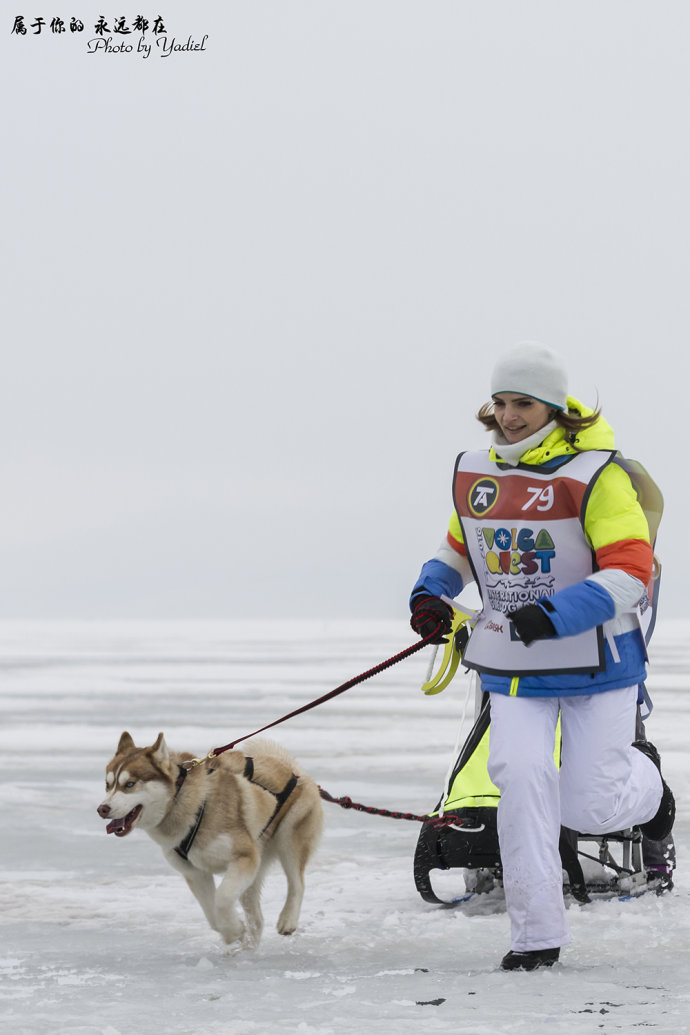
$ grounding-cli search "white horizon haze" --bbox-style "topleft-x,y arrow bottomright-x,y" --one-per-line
3,2 -> 690,620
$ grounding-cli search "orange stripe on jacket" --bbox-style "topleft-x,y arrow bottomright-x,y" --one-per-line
595,539 -> 653,584
446,531 -> 467,556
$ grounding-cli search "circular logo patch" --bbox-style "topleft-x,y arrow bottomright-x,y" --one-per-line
468,477 -> 499,516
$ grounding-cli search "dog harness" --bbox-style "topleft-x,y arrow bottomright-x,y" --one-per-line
173,764 -> 208,862
243,756 -> 299,839
172,758 -> 299,862
174,801 -> 207,862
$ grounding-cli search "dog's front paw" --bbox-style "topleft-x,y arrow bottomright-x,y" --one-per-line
217,919 -> 246,946
276,909 -> 299,936
242,914 -> 263,949
241,929 -> 260,952
220,927 -> 261,954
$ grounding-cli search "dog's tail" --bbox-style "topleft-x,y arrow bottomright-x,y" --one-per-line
242,737 -> 303,772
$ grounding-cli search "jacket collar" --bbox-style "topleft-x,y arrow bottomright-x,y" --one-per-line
489,397 -> 614,467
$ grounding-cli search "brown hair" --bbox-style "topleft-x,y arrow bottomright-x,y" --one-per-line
476,400 -> 602,446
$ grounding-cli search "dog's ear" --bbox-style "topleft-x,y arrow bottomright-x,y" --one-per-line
149,732 -> 169,765
117,731 -> 136,755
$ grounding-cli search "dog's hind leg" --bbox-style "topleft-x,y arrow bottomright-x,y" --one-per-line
275,826 -> 311,935
276,794 -> 323,935
276,862 -> 304,935
215,846 -> 261,947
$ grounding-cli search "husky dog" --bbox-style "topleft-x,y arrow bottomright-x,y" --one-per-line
97,732 -> 323,949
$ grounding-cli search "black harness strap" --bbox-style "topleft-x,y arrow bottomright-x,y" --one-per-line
174,803 -> 206,862
173,763 -> 214,862
243,756 -> 299,838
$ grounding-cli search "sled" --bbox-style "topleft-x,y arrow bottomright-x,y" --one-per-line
413,689 -> 674,905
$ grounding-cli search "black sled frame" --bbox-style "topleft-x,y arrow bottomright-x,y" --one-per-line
414,695 -> 661,906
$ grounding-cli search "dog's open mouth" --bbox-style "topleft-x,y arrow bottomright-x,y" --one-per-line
106,804 -> 143,836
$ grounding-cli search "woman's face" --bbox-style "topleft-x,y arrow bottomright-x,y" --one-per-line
492,392 -> 554,443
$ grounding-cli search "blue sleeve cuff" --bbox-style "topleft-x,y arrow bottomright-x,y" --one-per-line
540,579 -> 616,637
410,559 -> 464,611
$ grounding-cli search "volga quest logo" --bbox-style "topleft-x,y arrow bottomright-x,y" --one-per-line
480,527 -> 556,575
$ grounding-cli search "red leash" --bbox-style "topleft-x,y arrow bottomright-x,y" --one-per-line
318,787 -> 483,831
208,626 -> 443,757
183,624 -> 482,832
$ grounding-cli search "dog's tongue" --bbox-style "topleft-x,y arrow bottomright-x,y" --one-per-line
105,804 -> 142,836
106,817 -> 127,835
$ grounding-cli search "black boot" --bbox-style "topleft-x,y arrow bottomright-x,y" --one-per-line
633,741 -> 675,842
500,948 -> 560,971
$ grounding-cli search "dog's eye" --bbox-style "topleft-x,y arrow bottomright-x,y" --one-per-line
124,780 -> 136,788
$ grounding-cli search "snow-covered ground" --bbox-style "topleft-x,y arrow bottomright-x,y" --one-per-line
0,619 -> 688,1034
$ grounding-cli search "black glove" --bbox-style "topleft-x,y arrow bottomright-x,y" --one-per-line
507,603 -> 557,646
410,596 -> 453,644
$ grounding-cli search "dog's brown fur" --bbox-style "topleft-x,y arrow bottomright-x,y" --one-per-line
97,732 -> 323,949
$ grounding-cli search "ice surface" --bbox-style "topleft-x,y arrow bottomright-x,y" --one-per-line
0,620 -> 688,1034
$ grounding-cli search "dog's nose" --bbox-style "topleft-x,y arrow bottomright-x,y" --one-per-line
97,803 -> 111,818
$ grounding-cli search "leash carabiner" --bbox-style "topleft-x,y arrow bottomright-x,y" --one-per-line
180,750 -> 217,772
421,603 -> 478,695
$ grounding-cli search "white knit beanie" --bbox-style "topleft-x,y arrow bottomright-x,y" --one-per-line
490,341 -> 568,411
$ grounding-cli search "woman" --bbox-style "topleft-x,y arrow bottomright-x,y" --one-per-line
409,341 -> 674,971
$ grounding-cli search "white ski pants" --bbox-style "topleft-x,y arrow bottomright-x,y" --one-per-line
487,686 -> 663,952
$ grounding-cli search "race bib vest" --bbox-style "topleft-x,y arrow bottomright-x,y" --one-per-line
454,449 -> 616,676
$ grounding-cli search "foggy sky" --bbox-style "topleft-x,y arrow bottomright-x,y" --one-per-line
3,2 -> 689,620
